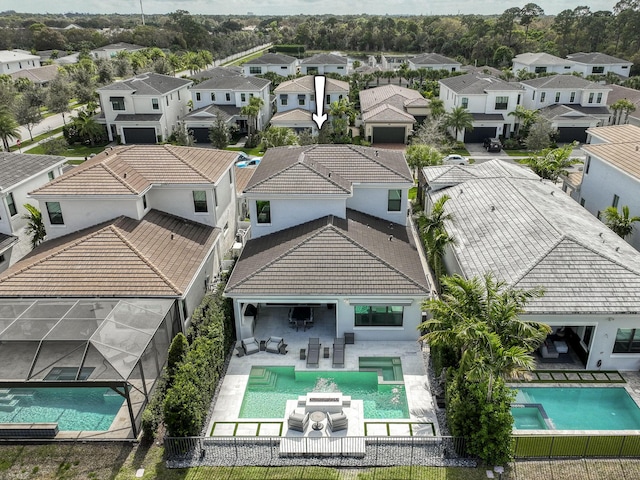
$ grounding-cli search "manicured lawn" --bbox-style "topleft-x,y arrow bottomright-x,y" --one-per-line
409,186 -> 417,200
224,47 -> 272,67
25,142 -> 108,157
504,150 -> 534,157
10,127 -> 64,152
225,146 -> 265,157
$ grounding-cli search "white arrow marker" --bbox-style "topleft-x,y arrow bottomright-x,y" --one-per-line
312,75 -> 328,130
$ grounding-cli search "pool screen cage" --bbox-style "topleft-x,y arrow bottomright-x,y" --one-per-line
0,297 -> 180,438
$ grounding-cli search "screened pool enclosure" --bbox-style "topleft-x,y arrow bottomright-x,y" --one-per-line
0,298 -> 180,438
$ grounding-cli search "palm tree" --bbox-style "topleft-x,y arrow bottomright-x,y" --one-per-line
0,107 -> 20,151
522,142 -> 580,182
22,203 -> 46,249
74,111 -> 104,146
610,99 -> 637,125
428,98 -> 445,119
444,106 -> 473,141
240,96 -> 264,146
508,105 -> 538,137
420,274 -> 548,401
604,205 -> 640,239
418,194 -> 455,290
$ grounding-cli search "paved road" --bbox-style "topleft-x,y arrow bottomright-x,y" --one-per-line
9,109 -> 81,149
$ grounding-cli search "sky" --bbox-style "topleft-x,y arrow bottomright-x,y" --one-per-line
7,0 -> 619,17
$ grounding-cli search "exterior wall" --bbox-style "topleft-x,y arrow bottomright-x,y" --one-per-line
276,91 -> 346,114
247,197 -> 345,238
214,171 -> 238,253
521,86 -> 592,110
572,63 -> 632,78
347,185 -> 409,226
0,56 -> 39,73
191,87 -> 271,130
578,154 -> 640,251
301,64 -> 348,75
408,61 -> 460,72
0,245 -> 13,274
148,187 -> 218,228
244,63 -> 297,76
512,61 -> 573,74
578,89 -> 609,107
182,247 -> 220,326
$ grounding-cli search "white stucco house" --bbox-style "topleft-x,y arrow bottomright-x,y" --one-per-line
422,158 -> 640,371
0,50 -> 40,74
185,75 -> 272,142
226,144 -> 430,342
243,53 -> 298,77
566,52 -> 633,78
439,73 -> 524,142
96,73 -> 193,144
299,53 -> 349,75
606,84 -> 640,127
0,152 -> 66,272
578,124 -> 640,252
408,53 -> 461,72
512,52 -> 575,75
90,42 -> 145,60
519,75 -> 611,142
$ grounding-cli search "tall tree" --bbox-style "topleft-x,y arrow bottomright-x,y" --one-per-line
405,144 -> 442,178
14,95 -> 42,142
73,111 -> 104,146
444,106 -> 473,141
604,205 -> 640,239
0,106 -> 20,151
418,194 -> 455,290
261,126 -> 299,148
240,96 -> 265,147
524,118 -> 554,152
46,73 -> 73,125
428,98 -> 445,118
22,203 -> 46,249
520,3 -> 544,49
208,118 -> 230,149
523,142 -> 581,181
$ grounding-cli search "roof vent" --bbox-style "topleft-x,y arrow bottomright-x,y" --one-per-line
124,172 -> 127,178
616,246 -> 620,252
636,145 -> 639,151
388,235 -> 394,241
490,205 -> 495,212
459,189 -> 463,194
171,233 -> 174,240
375,150 -> 379,157
599,232 -> 603,237
550,191 -> 554,195
328,172 -> 331,178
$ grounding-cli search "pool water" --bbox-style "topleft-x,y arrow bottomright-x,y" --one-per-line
513,387 -> 640,430
240,366 -> 409,419
512,406 -> 548,430
0,388 -> 123,431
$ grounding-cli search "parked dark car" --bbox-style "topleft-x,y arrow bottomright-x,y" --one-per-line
484,138 -> 502,152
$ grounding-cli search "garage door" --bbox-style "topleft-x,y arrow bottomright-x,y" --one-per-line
122,127 -> 157,144
557,127 -> 587,143
190,127 -> 210,144
372,126 -> 406,144
464,126 -> 497,143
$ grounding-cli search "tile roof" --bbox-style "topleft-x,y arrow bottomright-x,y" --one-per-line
301,53 -> 347,65
0,152 -> 65,191
471,113 -> 504,121
98,72 -> 192,95
519,75 -> 605,89
440,74 -> 523,94
513,52 -> 571,66
583,141 -> 640,181
274,75 -> 349,94
586,124 -> 640,144
114,114 -> 163,122
567,105 -> 610,116
430,176 -> 640,314
194,75 -> 270,91
184,104 -> 240,123
567,52 -> 632,65
244,53 -> 297,65
0,50 -> 39,62
8,64 -> 59,84
30,145 -> 237,196
359,85 -> 424,112
410,53 -> 460,66
605,84 -> 640,109
0,209 -> 220,297
362,104 -> 416,123
234,166 -> 256,195
245,145 -> 412,194
270,108 -> 315,122
225,209 -> 430,296
538,104 -> 597,121
423,159 -> 538,191
189,66 -> 243,81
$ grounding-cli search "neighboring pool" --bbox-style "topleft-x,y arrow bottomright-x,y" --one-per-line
0,388 -> 123,431
513,387 -> 640,430
240,365 -> 409,419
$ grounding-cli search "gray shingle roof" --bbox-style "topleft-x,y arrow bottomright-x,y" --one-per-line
0,152 -> 65,191
520,75 -> 605,89
190,66 -> 243,81
225,209 -> 430,296
184,104 -> 240,123
471,113 -> 504,121
114,114 -> 163,122
430,175 -> 640,314
440,74 -> 523,94
567,52 -> 632,65
538,104 -> 595,121
513,52 -> 570,66
194,75 -> 270,91
410,53 -> 460,66
362,104 -> 416,123
301,53 -> 347,65
423,159 -> 538,191
244,53 -> 297,65
245,145 -> 412,195
98,72 -> 191,95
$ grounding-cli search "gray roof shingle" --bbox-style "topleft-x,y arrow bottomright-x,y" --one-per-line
244,53 -> 297,66
301,53 -> 348,65
98,72 -> 192,95
520,75 -> 606,89
567,52 -> 632,65
194,75 -> 270,91
0,153 -> 65,191
440,74 -> 523,94
410,53 -> 460,66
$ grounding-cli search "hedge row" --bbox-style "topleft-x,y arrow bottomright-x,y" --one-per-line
272,44 -> 305,55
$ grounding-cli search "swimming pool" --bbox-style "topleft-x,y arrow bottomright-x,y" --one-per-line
513,387 -> 640,430
240,366 -> 409,419
0,388 -> 123,431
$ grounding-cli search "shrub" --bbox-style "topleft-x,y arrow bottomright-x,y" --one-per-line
166,332 -> 188,382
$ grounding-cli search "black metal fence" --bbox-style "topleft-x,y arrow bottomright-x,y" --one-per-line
513,434 -> 640,458
165,436 -> 474,468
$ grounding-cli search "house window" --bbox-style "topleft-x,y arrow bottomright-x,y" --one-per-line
585,156 -> 591,174
110,96 -> 125,111
570,92 -> 576,102
532,91 -> 535,100
143,194 -> 147,209
0,254 -> 4,264
195,93 -> 201,101
211,92 -> 216,101
540,92 -> 546,102
228,169 -> 233,184
280,95 -> 288,106
256,200 -> 270,224
596,93 -> 602,103
564,65 -> 571,69
588,93 -> 594,104
387,189 -> 402,212
495,96 -> 508,110
337,66 -> 344,70
555,92 -> 560,103
225,93 -> 231,102
166,97 -> 169,106
596,210 -> 602,220
612,194 -> 620,208
326,94 -> 331,104
310,94 -> 314,101
241,93 -> 246,102
177,91 -> 180,100
461,97 -> 468,108
580,198 -> 586,207
152,98 -> 159,110
534,66 -> 547,74
280,66 -> 287,70
592,66 -> 605,74
298,95 -> 305,106
213,188 -> 218,207
46,202 -> 64,225
48,171 -> 54,181
249,66 -> 261,74
613,328 -> 640,353
7,192 -> 17,216
517,94 -> 521,105
354,305 -> 403,327
193,191 -> 208,213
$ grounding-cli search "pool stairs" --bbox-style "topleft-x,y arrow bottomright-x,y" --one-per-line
247,367 -> 278,391
0,390 -> 34,412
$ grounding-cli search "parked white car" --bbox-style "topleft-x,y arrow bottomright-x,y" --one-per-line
442,154 -> 470,165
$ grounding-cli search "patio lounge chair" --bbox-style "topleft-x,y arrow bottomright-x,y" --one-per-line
332,342 -> 345,368
241,337 -> 260,355
288,410 -> 309,432
307,338 -> 320,367
265,336 -> 284,354
327,411 -> 348,432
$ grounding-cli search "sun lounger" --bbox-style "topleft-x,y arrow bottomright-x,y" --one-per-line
241,337 -> 260,355
307,338 -> 320,367
332,342 -> 345,368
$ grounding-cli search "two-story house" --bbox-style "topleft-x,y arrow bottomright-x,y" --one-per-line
359,85 -> 429,144
566,52 -> 633,78
243,53 -> 298,77
439,73 -> 524,142
512,52 -> 575,75
96,73 -> 193,144
0,50 -> 40,74
299,53 -> 349,75
0,152 -> 66,272
578,124 -> 640,252
519,75 -> 611,142
271,76 -> 349,135
408,53 -> 461,72
90,42 -> 145,60
607,84 -> 640,127
226,144 -> 431,342
184,75 -> 272,143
